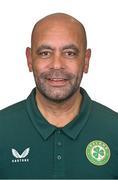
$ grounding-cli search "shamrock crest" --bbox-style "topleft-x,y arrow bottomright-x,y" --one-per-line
93,146 -> 104,159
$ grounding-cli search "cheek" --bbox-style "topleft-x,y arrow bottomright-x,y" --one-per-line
67,62 -> 84,75
32,60 -> 49,74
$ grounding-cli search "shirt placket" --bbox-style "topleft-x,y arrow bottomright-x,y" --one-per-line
53,129 -> 65,178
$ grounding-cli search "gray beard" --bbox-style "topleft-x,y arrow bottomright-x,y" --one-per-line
33,69 -> 83,103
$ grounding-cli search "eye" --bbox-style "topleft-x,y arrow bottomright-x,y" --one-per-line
66,51 -> 76,56
38,50 -> 52,58
63,49 -> 78,58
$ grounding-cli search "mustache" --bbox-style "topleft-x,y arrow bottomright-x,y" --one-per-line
39,69 -> 75,80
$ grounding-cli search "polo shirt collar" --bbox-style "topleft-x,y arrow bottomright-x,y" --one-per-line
26,87 -> 92,140
62,87 -> 92,139
26,89 -> 56,139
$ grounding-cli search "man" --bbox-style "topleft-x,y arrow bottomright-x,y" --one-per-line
0,13 -> 118,179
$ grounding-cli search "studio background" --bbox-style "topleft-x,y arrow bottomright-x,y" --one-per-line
0,0 -> 118,112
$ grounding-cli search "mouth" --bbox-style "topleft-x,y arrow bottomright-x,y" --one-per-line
46,78 -> 69,87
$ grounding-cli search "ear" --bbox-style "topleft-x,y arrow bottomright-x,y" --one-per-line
84,49 -> 91,73
26,47 -> 33,72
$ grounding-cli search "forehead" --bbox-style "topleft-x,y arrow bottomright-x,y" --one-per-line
32,21 -> 84,48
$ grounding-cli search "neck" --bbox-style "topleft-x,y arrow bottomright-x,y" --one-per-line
36,88 -> 82,127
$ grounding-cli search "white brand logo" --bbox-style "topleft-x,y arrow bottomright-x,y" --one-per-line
12,147 -> 30,163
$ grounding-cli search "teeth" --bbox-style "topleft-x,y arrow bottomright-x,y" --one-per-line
50,79 -> 64,81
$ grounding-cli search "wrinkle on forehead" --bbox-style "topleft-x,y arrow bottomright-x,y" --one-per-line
31,13 -> 87,49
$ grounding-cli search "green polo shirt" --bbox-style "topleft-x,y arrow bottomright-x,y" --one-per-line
0,87 -> 118,179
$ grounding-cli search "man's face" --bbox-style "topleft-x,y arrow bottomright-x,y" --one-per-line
26,21 -> 91,102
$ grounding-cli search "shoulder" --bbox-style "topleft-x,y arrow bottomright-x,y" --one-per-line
91,100 -> 118,122
0,100 -> 26,120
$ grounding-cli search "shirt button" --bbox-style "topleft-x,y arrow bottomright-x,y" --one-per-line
57,130 -> 61,134
57,155 -> 62,160
57,141 -> 62,146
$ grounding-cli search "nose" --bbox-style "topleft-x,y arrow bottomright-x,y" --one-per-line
51,55 -> 65,69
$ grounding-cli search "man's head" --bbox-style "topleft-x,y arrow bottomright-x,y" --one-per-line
26,13 -> 91,102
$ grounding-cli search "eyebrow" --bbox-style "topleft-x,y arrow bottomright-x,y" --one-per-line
36,44 -> 80,53
62,44 -> 79,50
61,44 -> 80,53
36,45 -> 54,54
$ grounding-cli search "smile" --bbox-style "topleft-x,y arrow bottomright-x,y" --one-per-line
49,78 -> 67,81
47,78 -> 68,86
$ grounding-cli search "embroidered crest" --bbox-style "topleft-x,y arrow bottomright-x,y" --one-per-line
86,140 -> 110,166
